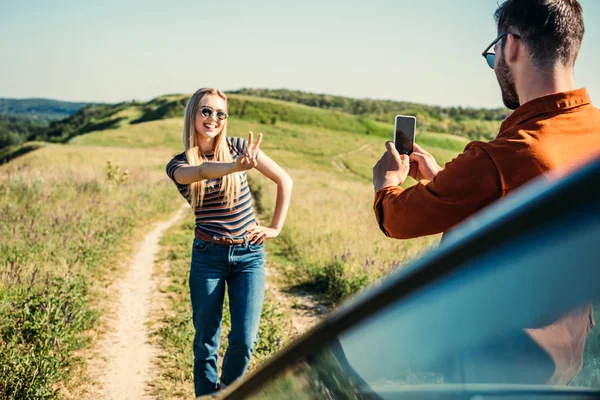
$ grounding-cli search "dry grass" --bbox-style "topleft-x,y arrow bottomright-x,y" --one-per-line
0,144 -> 182,398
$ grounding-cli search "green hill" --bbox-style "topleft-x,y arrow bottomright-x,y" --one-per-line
57,93 -> 470,177
1,89 -> 506,152
3,92 -> 475,171
40,94 -> 394,143
230,88 -> 508,141
18,92 -> 480,145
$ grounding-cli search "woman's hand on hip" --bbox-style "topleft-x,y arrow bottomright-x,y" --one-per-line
236,131 -> 263,172
246,225 -> 279,245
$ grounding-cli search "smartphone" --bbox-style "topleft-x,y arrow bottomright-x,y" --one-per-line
394,115 -> 416,155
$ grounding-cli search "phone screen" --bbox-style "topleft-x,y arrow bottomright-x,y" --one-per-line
394,115 -> 416,155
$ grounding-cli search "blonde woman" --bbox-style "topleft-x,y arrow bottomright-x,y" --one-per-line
165,88 -> 293,396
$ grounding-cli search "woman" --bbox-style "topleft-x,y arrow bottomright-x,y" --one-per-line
165,88 -> 293,396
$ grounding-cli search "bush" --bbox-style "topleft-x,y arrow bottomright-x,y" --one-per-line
313,259 -> 369,304
106,161 -> 129,185
0,271 -> 96,399
0,131 -> 25,148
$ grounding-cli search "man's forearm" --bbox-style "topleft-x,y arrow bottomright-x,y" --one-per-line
373,144 -> 503,240
374,185 -> 446,239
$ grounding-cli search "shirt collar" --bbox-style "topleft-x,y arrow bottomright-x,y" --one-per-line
499,88 -> 591,133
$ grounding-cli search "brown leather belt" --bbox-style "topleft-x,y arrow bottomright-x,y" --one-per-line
194,227 -> 248,246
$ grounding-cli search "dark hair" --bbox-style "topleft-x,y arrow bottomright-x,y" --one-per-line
494,0 -> 585,68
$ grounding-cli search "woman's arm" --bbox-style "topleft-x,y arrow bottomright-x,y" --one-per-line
174,133 -> 262,185
173,150 -> 261,185
173,161 -> 238,185
247,150 -> 293,244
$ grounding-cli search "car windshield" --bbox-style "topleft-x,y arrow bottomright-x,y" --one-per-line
239,162 -> 600,400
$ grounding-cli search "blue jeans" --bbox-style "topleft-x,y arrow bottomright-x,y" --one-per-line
189,236 -> 266,397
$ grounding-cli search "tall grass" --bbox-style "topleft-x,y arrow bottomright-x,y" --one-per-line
68,119 -> 182,149
0,145 -> 181,398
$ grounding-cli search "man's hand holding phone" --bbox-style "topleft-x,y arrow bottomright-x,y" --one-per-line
373,142 -> 410,192
408,143 -> 443,181
373,114 -> 443,191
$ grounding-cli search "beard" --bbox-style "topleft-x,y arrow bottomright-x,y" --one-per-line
495,55 -> 520,110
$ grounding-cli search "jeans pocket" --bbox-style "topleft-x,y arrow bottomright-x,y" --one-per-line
248,243 -> 264,252
193,238 -> 210,253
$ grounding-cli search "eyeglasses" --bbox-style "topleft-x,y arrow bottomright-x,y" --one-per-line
199,106 -> 228,121
481,32 -> 520,69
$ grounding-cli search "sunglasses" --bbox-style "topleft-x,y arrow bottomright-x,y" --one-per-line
199,106 -> 228,121
481,32 -> 520,69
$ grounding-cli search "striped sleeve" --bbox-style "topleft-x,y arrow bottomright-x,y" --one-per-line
166,152 -> 188,184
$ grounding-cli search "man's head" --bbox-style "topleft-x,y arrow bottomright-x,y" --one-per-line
492,0 -> 585,109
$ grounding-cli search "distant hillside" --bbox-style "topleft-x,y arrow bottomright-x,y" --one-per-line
0,98 -> 96,147
0,98 -> 94,122
26,94 -> 413,146
0,115 -> 47,148
35,91 -> 503,145
1,89 -> 507,151
230,88 -> 509,121
229,88 -> 509,141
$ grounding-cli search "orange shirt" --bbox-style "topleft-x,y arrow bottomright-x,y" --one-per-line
373,88 -> 599,385
374,88 -> 600,239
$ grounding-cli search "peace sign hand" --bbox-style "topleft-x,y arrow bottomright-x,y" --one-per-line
236,131 -> 263,171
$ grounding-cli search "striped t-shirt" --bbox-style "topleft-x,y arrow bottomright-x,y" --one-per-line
166,137 -> 257,238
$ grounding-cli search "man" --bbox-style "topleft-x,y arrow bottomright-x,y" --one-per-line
372,0 -> 597,385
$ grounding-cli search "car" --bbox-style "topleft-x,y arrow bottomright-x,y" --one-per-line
213,156 -> 600,400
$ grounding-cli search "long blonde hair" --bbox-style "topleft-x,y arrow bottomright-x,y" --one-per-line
183,88 -> 241,210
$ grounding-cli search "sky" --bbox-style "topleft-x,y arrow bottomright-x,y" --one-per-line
0,0 -> 598,109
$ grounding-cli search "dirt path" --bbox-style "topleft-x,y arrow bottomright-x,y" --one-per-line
265,264 -> 328,337
331,143 -> 372,174
85,203 -> 323,399
93,206 -> 187,400
249,213 -> 327,337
